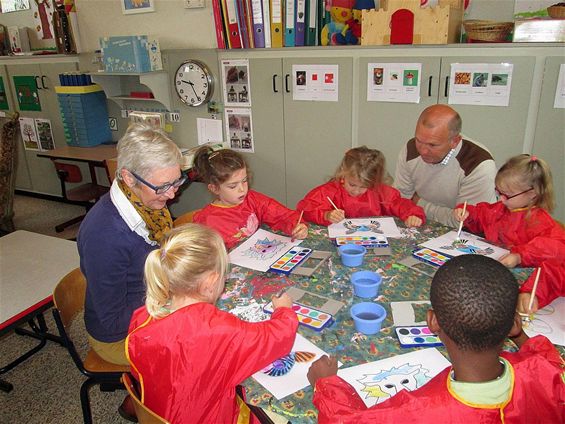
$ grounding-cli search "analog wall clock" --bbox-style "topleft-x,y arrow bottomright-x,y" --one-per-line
174,60 -> 214,107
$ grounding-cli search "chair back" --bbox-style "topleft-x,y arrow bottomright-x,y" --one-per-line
122,373 -> 170,424
173,209 -> 201,227
105,158 -> 118,183
53,161 -> 83,184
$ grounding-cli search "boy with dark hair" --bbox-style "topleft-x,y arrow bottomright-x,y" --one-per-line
308,255 -> 565,423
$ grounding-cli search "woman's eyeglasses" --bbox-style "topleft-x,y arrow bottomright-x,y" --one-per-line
495,187 -> 534,200
130,171 -> 188,194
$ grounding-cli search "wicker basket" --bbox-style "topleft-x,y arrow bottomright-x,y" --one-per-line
547,5 -> 565,19
463,20 -> 514,42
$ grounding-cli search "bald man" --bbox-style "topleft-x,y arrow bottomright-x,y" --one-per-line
394,105 -> 497,228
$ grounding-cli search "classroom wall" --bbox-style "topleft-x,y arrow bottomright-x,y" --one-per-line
0,0 -> 517,52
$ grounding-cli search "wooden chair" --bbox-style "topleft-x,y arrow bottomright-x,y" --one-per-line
52,268 -> 129,424
122,372 -> 170,424
173,209 -> 201,227
105,158 -> 118,183
52,161 -> 109,232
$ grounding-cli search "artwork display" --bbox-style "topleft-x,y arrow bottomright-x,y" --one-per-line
224,107 -> 254,153
328,217 -> 402,239
18,117 -> 40,151
228,229 -> 303,272
292,64 -> 339,102
121,0 -> 155,14
337,348 -> 450,408
523,297 -> 565,346
35,118 -> 55,150
367,63 -> 422,103
221,59 -> 251,107
13,76 -> 41,112
420,230 -> 509,260
448,63 -> 513,107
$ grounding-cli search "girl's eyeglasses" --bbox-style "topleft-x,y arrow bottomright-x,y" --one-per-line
495,187 -> 534,200
130,171 -> 188,194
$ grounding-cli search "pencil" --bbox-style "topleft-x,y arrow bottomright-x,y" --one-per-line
327,196 -> 339,211
456,201 -> 467,240
527,267 -> 542,313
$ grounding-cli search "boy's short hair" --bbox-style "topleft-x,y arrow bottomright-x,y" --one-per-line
430,255 -> 518,351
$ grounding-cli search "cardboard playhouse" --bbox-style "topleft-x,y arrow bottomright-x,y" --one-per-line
361,0 -> 464,45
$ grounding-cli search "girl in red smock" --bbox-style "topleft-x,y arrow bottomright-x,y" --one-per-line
297,146 -> 425,227
192,147 -> 308,250
454,154 -> 565,313
126,224 -> 298,424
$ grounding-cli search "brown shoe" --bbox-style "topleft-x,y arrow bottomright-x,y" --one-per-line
118,394 -> 138,423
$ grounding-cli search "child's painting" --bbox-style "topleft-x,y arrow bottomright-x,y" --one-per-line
229,229 -> 303,272
523,297 -> 565,346
328,217 -> 402,239
390,301 -> 431,327
253,334 -> 339,399
19,117 -> 40,151
421,231 -> 509,260
35,118 -> 55,150
337,348 -> 451,408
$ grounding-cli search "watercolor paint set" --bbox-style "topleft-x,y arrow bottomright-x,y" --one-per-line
268,246 -> 313,275
395,326 -> 443,348
264,301 -> 334,331
335,235 -> 389,248
412,248 -> 451,268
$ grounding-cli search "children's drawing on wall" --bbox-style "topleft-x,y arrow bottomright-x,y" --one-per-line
19,117 -> 40,151
367,63 -> 422,103
224,107 -> 254,153
221,59 -> 251,107
1,0 -> 31,13
32,0 -> 55,40
35,118 -> 55,150
421,231 -> 509,260
229,229 -> 302,272
523,297 -> 565,346
13,76 -> 41,112
337,349 -> 451,408
328,217 -> 402,239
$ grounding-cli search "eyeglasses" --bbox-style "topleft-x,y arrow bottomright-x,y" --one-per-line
495,187 -> 534,200
130,171 -> 187,194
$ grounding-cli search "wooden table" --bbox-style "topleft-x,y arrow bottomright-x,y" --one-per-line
0,231 -> 80,392
37,144 -> 117,184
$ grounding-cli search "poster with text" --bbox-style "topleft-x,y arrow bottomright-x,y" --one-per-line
554,64 -> 565,109
367,63 -> 422,103
19,117 -> 40,151
448,63 -> 513,107
292,64 -> 339,102
221,59 -> 251,108
35,118 -> 55,150
224,107 -> 254,153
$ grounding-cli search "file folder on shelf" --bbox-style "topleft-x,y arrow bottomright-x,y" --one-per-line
251,0 -> 265,47
262,0 -> 271,47
295,0 -> 306,46
284,0 -> 295,46
212,0 -> 227,48
306,0 -> 318,45
270,0 -> 283,47
223,0 -> 242,48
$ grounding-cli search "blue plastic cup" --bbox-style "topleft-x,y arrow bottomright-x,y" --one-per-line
350,302 -> 387,335
351,270 -> 382,298
338,244 -> 366,267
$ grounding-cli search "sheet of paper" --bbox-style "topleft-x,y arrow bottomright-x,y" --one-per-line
253,333 -> 340,400
390,301 -> 431,326
328,217 -> 402,239
292,64 -> 339,102
229,229 -> 302,272
337,348 -> 451,408
421,230 -> 509,260
523,297 -> 565,346
367,63 -> 422,104
448,63 -> 513,107
197,118 -> 223,145
554,64 -> 565,109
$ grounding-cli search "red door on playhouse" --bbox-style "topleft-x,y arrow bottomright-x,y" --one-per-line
390,9 -> 414,44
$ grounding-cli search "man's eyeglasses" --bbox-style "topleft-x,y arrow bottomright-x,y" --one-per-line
130,171 -> 187,194
495,187 -> 534,200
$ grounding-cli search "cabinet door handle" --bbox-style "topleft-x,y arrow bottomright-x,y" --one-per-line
428,76 -> 433,97
285,74 -> 290,93
272,74 -> 279,93
41,76 -> 48,89
444,76 -> 450,97
34,76 -> 41,90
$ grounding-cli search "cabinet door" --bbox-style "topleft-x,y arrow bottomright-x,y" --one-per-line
283,57 -> 353,208
439,56 -> 536,167
356,57 -> 441,177
532,57 -> 565,222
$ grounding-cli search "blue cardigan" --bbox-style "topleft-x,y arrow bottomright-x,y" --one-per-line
77,193 -> 157,343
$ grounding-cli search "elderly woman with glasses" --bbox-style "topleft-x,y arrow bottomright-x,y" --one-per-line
78,123 -> 185,368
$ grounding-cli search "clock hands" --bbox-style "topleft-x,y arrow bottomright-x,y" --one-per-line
182,79 -> 200,100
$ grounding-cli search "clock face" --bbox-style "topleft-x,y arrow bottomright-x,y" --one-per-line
174,60 -> 214,107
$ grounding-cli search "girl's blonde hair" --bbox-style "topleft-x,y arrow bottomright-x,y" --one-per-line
192,146 -> 251,187
495,154 -> 554,212
144,224 -> 228,319
334,146 -> 386,188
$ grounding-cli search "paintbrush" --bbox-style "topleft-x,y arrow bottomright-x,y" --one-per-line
456,201 -> 467,240
327,196 -> 339,211
519,267 -> 541,323
291,210 -> 304,242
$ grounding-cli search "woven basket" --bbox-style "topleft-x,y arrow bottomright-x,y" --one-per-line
463,20 -> 514,42
547,5 -> 565,19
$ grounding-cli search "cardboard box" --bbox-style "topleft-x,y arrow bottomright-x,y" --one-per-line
100,36 -> 162,73
513,18 -> 565,42
7,26 -> 30,54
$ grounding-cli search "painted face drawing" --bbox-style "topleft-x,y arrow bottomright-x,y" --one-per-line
242,237 -> 284,260
440,239 -> 495,256
344,220 -> 383,235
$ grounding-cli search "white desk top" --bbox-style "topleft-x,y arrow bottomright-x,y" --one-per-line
0,231 -> 79,326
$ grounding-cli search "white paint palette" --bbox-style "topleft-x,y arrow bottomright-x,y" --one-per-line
264,301 -> 334,332
268,246 -> 312,275
395,326 -> 443,348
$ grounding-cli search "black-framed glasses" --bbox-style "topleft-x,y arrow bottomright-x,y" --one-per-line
130,171 -> 187,194
495,187 -> 534,200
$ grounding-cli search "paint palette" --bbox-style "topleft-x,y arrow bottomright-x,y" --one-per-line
412,248 -> 451,268
395,326 -> 443,348
335,235 -> 389,248
268,247 -> 313,275
264,301 -> 334,332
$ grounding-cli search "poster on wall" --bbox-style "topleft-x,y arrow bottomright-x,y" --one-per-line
367,63 -> 422,103
0,77 -> 9,110
35,118 -> 55,150
31,0 -> 55,41
292,64 -> 339,102
554,64 -> 565,109
224,107 -> 254,153
19,117 -> 40,151
221,59 -> 252,108
13,75 -> 42,112
0,0 -> 31,13
448,63 -> 513,107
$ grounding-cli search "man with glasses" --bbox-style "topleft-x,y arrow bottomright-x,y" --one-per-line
77,123 -> 185,422
394,104 -> 497,227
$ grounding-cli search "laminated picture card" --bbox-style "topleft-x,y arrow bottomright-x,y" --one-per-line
100,35 -> 162,73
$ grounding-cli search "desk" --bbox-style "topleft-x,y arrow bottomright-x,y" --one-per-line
217,221 -> 534,423
37,144 -> 117,185
0,231 -> 80,392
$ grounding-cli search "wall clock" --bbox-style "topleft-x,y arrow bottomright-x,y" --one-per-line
174,60 -> 214,107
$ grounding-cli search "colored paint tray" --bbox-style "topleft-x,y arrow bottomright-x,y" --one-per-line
335,235 -> 389,248
268,246 -> 313,275
395,326 -> 443,348
412,248 -> 451,268
264,301 -> 334,332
